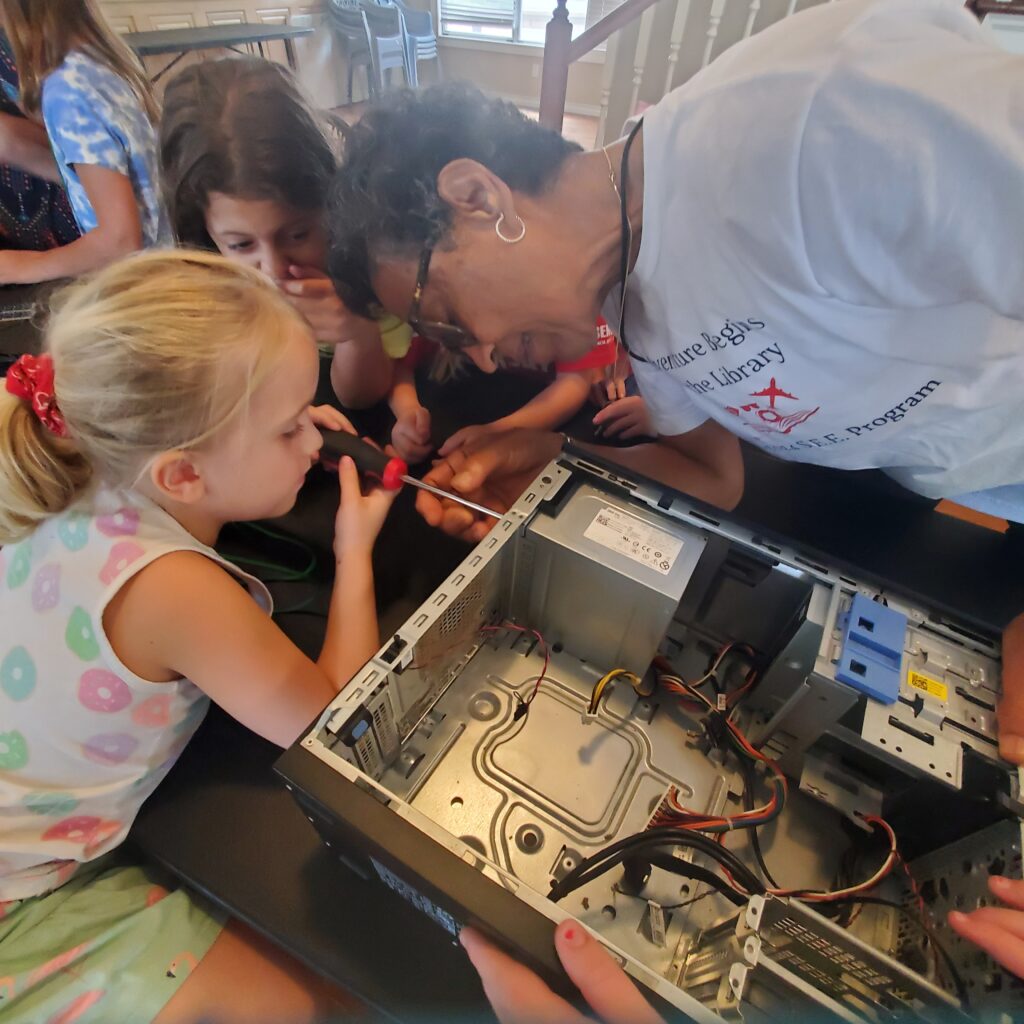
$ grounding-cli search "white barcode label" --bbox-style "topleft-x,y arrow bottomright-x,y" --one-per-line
583,506 -> 682,575
647,900 -> 668,946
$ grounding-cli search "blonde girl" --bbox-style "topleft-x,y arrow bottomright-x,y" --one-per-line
0,0 -> 169,284
0,250 -> 390,1022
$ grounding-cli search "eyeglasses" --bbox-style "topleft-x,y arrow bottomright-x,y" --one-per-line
407,248 -> 477,352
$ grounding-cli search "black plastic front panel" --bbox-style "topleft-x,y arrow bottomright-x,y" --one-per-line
275,744 -> 684,1019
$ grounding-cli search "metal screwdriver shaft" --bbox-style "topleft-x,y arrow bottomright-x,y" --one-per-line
319,429 -> 503,520
395,474 -> 501,519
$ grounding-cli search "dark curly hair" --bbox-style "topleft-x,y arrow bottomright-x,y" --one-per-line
327,82 -> 580,318
160,56 -> 342,249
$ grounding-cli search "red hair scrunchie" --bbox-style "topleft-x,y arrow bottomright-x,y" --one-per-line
4,353 -> 68,438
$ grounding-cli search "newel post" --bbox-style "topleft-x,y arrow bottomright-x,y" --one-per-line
539,0 -> 572,133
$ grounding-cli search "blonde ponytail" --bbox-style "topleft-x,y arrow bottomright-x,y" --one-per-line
0,392 -> 91,543
0,249 -> 304,545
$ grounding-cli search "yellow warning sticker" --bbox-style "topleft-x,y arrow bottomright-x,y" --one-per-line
907,671 -> 949,703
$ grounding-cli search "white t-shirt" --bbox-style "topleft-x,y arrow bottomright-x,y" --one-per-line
618,0 -> 1024,499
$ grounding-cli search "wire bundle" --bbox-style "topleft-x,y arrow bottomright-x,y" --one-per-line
650,647 -> 968,1000
725,816 -> 899,904
653,651 -> 900,903
648,654 -> 788,837
586,668 -> 650,715
630,649 -> 920,940
655,642 -> 758,711
548,825 -> 766,905
648,725 -> 787,835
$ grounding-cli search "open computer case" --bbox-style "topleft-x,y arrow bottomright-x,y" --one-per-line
278,447 -> 1022,1022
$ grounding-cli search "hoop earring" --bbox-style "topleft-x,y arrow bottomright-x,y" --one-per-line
495,212 -> 526,244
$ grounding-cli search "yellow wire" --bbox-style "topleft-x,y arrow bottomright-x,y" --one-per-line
588,669 -> 642,714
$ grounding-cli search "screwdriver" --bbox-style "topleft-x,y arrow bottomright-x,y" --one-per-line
319,429 -> 502,520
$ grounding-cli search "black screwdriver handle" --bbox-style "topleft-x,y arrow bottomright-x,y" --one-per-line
319,429 -> 407,490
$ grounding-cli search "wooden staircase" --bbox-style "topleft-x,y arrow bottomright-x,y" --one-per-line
538,0 -> 830,147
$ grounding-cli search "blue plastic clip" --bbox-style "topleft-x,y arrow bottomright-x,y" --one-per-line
835,594 -> 906,704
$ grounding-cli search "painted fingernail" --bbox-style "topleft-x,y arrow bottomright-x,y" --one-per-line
990,875 -> 1011,889
559,922 -> 586,948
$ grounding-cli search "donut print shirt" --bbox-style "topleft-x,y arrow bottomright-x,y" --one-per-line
0,485 -> 269,901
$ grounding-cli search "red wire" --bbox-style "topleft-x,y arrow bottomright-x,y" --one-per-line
656,646 -> 759,710
658,670 -> 900,906
898,849 -> 944,979
646,688 -> 788,836
481,623 -> 550,705
727,666 -> 760,706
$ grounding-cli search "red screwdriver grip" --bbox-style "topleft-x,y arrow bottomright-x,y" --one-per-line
319,429 -> 407,490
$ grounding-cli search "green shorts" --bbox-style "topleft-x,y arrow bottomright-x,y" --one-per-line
0,852 -> 225,1024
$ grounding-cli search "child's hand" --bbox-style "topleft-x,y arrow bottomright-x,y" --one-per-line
590,374 -> 628,408
309,404 -> 356,436
281,266 -> 373,346
461,919 -> 664,1024
592,395 -> 654,440
334,455 -> 397,560
391,405 -> 433,463
439,422 -> 499,457
949,876 -> 1024,979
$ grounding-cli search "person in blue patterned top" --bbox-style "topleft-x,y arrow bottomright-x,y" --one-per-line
0,0 -> 168,283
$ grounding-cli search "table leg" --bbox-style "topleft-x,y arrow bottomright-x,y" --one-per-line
285,37 -> 298,71
150,50 -> 188,84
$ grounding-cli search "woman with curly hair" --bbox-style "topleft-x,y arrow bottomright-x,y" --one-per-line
328,0 -> 1024,537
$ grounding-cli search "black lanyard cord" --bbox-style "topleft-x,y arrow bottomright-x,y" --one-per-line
617,117 -> 645,362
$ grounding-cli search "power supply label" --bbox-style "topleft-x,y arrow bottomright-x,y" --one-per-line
584,506 -> 683,575
907,670 -> 948,703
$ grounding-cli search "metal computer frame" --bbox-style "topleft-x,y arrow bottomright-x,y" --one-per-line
278,449 -> 1022,1022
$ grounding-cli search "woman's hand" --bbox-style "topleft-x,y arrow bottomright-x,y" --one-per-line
416,428 -> 563,543
949,876 -> 1024,978
461,920 -> 663,1024
593,395 -> 654,440
333,455 -> 397,561
309,404 -> 356,436
391,405 -> 433,463
281,265 -> 375,346
439,421 -> 499,457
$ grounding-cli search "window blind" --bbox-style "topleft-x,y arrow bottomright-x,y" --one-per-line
439,0 -> 516,32
585,0 -> 628,28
